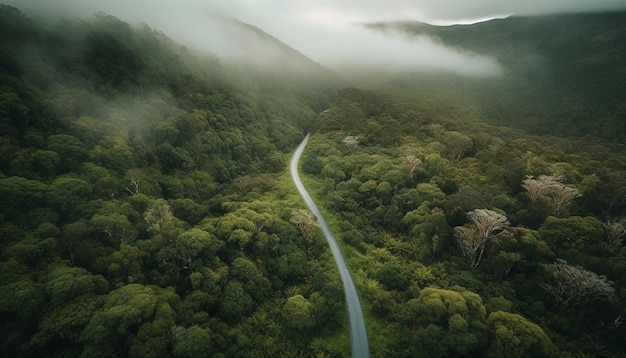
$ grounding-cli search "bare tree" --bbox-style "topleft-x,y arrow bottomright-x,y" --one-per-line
541,259 -> 616,310
549,184 -> 581,215
404,155 -> 423,177
521,175 -> 581,214
601,221 -> 625,251
125,177 -> 140,195
342,135 -> 359,154
521,175 -> 560,202
455,209 -> 510,267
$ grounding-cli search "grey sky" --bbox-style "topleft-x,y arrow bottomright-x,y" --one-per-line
6,0 -> 626,75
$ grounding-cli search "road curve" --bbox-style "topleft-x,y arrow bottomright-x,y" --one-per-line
290,133 -> 370,358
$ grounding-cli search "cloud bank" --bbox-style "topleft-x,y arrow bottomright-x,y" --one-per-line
5,0 -> 626,76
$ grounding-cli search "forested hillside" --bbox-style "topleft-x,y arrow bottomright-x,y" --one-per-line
1,4 -> 626,357
0,5 -> 347,357
365,11 -> 626,141
304,88 -> 626,356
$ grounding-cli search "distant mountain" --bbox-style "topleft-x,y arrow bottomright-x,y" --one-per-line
212,17 -> 342,113
214,17 -> 326,70
364,11 -> 626,141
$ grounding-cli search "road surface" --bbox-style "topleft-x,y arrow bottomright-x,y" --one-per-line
290,133 -> 370,358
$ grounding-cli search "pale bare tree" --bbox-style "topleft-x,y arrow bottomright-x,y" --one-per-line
404,155 -> 423,177
342,135 -> 359,154
126,177 -> 140,195
549,184 -> 581,215
601,221 -> 625,251
455,209 -> 510,267
541,259 -> 616,310
522,175 -> 581,214
468,209 -> 510,242
521,175 -> 561,201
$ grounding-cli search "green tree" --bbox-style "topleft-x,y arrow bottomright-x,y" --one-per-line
219,280 -> 254,321
538,216 -> 605,259
81,284 -> 172,356
444,131 -> 472,161
0,176 -> 47,217
129,302 -> 178,358
47,177 -> 92,215
94,243 -> 145,285
0,278 -> 45,320
230,257 -> 271,303
45,134 -> 87,172
413,324 -> 448,358
290,209 -> 320,258
175,228 -> 223,271
282,294 -> 316,330
45,263 -> 108,306
486,311 -> 557,357
144,199 -> 174,235
90,213 -> 137,246
30,293 -> 104,349
172,325 -> 213,358
409,287 -> 488,356
376,264 -> 409,291
31,149 -> 60,178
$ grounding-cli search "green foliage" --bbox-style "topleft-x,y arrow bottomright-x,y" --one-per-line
486,311 -> 557,358
1,4 -> 626,357
219,280 -> 254,321
408,287 -> 487,356
172,326 -> 213,358
46,263 -> 108,305
282,294 -> 316,330
306,86 -> 626,356
538,216 -> 608,268
0,278 -> 45,319
376,264 -> 409,291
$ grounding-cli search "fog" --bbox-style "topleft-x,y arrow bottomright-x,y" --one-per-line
5,0 -> 626,77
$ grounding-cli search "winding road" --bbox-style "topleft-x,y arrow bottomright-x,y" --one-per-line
290,133 -> 370,358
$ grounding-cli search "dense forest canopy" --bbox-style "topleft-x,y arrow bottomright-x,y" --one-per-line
1,4 -> 626,357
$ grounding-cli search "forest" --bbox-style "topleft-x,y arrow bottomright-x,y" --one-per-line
1,4 -> 626,357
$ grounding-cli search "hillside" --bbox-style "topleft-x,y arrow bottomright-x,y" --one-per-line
364,11 -> 626,141
303,87 -> 626,357
0,5 -> 349,357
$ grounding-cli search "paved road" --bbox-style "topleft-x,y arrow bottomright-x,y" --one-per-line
290,133 -> 370,358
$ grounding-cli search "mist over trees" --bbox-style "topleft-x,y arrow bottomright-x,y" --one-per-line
1,4 -> 626,358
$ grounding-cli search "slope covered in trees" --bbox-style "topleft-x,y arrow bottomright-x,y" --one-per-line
364,11 -> 626,141
0,5 -> 348,357
302,88 -> 626,356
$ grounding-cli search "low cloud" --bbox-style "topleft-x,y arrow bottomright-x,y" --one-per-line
301,25 -> 502,76
6,0 -> 624,76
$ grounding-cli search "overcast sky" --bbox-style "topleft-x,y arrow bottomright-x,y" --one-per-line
7,0 -> 626,75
